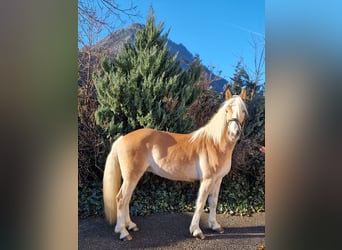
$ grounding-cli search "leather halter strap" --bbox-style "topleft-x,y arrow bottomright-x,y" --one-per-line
227,118 -> 244,135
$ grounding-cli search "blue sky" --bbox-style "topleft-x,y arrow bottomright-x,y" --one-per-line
105,0 -> 265,83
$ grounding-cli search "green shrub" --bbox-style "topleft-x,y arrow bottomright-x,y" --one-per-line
78,182 -> 103,218
78,94 -> 265,218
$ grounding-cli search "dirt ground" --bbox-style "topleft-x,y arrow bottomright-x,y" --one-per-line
79,212 -> 265,249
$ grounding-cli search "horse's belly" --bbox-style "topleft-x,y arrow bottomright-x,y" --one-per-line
147,162 -> 200,182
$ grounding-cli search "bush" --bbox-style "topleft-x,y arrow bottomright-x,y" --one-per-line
78,94 -> 265,218
78,182 -> 103,218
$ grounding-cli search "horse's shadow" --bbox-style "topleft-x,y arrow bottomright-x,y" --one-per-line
78,212 -> 265,249
202,225 -> 265,240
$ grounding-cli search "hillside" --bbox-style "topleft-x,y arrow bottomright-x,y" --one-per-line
78,23 -> 227,92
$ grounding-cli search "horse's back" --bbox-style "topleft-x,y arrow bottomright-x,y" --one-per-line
115,127 -> 179,162
119,128 -> 186,148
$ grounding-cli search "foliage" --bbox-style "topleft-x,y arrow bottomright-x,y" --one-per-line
78,80 -> 107,185
79,182 -> 103,218
218,174 -> 264,215
78,91 -> 265,218
226,59 -> 264,100
186,71 -> 223,128
78,20 -> 108,186
94,11 -> 201,141
232,95 -> 265,174
79,169 -> 264,218
78,13 -> 264,219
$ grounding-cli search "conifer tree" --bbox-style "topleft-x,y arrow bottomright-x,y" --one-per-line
227,59 -> 264,100
94,10 -> 201,140
228,60 -> 250,96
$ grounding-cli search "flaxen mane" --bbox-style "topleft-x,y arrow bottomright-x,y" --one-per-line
190,95 -> 247,145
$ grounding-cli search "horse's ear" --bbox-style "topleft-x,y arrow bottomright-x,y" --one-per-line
225,89 -> 232,100
240,88 -> 247,101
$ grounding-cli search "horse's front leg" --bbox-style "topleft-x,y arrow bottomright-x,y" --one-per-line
208,177 -> 224,233
189,178 -> 215,239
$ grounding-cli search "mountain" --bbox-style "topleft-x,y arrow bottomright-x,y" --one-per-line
79,23 -> 227,92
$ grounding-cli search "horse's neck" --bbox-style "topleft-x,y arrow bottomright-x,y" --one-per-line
195,132 -> 235,156
210,126 -> 237,153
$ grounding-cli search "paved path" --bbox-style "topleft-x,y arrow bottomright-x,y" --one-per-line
79,212 -> 265,249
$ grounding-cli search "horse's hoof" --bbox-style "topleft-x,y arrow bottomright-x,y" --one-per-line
130,226 -> 139,232
194,232 -> 205,240
121,234 -> 133,241
213,226 -> 224,234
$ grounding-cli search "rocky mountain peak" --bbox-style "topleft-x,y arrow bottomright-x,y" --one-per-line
79,23 -> 227,92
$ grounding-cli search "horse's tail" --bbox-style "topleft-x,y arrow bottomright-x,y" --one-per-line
103,137 -> 122,224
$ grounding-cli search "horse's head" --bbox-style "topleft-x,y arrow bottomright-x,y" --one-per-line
224,89 -> 247,142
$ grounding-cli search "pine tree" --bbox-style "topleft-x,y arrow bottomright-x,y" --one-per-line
94,10 -> 201,141
227,60 -> 249,95
226,59 -> 263,100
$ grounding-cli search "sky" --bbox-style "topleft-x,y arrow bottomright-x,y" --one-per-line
104,0 -> 265,83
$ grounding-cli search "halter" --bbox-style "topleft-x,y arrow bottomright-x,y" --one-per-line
227,118 -> 244,137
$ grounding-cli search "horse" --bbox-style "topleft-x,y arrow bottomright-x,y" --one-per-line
103,88 -> 248,241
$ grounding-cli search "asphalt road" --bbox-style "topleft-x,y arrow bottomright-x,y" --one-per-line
79,212 -> 265,249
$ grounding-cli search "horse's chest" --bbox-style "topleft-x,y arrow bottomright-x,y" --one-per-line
200,153 -> 232,179
218,158 -> 232,177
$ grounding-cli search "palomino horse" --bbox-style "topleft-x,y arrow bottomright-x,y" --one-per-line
103,89 -> 248,240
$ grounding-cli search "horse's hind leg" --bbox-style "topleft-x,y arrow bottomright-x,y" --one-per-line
208,178 -> 224,233
115,172 -> 143,240
125,202 -> 139,231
